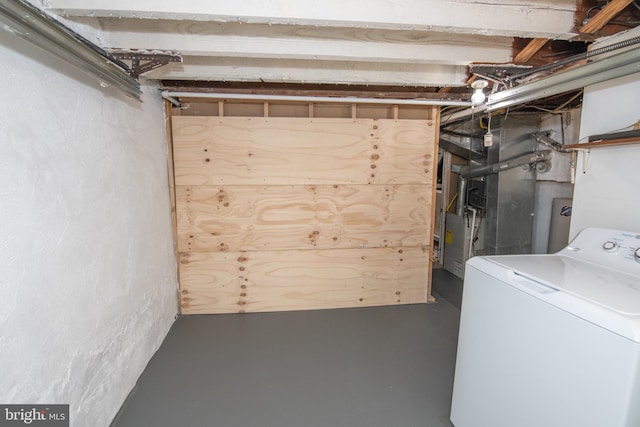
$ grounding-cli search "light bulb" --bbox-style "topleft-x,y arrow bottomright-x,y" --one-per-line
471,89 -> 485,105
470,79 -> 489,105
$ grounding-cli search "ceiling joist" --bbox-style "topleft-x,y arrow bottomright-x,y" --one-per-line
52,0 -> 581,86
24,0 -> 638,108
514,38 -> 549,63
49,0 -> 578,39
96,19 -> 513,66
580,0 -> 635,34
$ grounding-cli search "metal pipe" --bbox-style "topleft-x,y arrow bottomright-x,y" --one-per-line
468,207 -> 477,260
459,150 -> 552,179
506,36 -> 640,83
0,0 -> 141,99
457,177 -> 467,216
533,131 -> 572,153
161,91 -> 473,107
486,46 -> 640,111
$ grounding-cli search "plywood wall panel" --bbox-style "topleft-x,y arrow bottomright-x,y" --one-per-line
176,184 -> 430,252
172,116 -> 434,186
179,247 -> 428,314
171,113 -> 438,314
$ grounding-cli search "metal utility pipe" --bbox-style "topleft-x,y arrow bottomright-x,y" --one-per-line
505,36 -> 640,83
458,150 -> 552,179
457,177 -> 467,216
467,207 -> 477,260
486,46 -> 640,111
0,0 -> 141,99
161,91 -> 473,107
533,132 -> 572,153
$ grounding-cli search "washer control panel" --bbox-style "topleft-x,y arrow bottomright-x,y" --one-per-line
560,227 -> 640,271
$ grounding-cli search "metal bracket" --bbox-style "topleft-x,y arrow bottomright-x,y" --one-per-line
532,131 -> 573,153
108,50 -> 182,78
469,64 -> 532,82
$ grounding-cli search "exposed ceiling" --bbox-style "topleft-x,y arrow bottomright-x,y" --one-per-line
41,0 -> 640,105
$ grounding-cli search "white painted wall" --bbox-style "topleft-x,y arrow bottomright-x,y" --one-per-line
570,72 -> 640,239
0,27 -> 178,427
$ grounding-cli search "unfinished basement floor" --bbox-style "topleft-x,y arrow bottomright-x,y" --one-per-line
111,269 -> 462,427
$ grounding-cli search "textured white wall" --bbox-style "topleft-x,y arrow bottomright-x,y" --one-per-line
570,72 -> 640,239
0,28 -> 178,427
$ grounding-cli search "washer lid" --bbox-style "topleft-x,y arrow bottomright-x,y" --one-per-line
486,254 -> 640,317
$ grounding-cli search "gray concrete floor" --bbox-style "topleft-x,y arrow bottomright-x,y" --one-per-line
432,268 -> 463,310
111,270 -> 463,427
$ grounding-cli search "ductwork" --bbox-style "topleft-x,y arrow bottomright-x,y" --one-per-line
453,150 -> 552,179
453,150 -> 551,216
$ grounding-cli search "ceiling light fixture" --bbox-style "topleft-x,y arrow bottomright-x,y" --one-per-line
470,80 -> 489,105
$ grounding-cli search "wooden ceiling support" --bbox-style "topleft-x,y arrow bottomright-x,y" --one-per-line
160,81 -> 471,100
579,0 -> 634,34
514,38 -> 549,63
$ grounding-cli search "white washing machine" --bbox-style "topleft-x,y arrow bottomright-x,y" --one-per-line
450,227 -> 640,427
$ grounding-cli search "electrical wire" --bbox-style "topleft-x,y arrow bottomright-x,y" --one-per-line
446,194 -> 459,212
585,5 -> 603,22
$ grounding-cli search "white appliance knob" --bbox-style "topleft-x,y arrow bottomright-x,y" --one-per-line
602,241 -> 618,251
635,248 -> 640,263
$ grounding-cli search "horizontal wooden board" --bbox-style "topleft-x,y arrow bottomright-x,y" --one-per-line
178,247 -> 428,314
172,116 -> 435,186
176,184 -> 431,252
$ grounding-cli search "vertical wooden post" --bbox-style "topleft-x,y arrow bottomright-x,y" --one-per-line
218,101 -> 224,117
427,106 -> 440,303
164,99 -> 182,309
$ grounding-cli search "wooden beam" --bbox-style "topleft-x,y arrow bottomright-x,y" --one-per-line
146,56 -> 470,87
465,75 -> 477,86
160,81 -> 465,100
513,38 -> 548,63
579,0 -> 634,34
47,0 -> 579,39
98,20 -> 513,65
